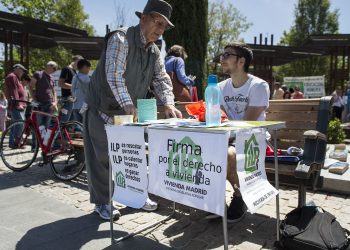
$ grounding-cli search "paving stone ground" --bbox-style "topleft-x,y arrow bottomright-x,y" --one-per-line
1,160 -> 349,249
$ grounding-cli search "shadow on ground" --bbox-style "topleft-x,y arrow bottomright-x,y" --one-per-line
15,213 -> 170,250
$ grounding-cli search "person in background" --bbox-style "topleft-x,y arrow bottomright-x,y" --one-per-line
345,81 -> 350,122
289,87 -> 294,95
84,0 -> 181,221
291,85 -> 304,99
165,45 -> 196,102
272,82 -> 284,99
29,61 -> 58,128
281,85 -> 288,93
58,55 -> 83,122
4,64 -> 27,148
71,59 -> 91,123
21,74 -> 32,101
0,91 -> 8,132
283,91 -> 292,99
332,86 -> 345,120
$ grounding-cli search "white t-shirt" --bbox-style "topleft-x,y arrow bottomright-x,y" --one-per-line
218,74 -> 270,121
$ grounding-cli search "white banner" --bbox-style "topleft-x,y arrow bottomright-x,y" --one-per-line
148,128 -> 229,216
236,128 -> 278,213
106,125 -> 148,208
284,75 -> 325,98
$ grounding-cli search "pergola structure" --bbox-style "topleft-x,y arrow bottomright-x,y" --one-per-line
0,11 -> 103,74
247,34 -> 350,93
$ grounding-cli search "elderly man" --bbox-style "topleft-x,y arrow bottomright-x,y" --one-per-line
84,0 -> 181,220
29,61 -> 58,128
4,64 -> 28,148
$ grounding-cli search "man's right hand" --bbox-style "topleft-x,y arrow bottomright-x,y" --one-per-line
123,104 -> 137,122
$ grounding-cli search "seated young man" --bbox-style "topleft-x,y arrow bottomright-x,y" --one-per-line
208,43 -> 270,223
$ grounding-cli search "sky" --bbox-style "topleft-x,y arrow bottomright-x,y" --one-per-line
80,0 -> 350,44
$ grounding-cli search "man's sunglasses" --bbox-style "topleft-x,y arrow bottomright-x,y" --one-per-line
220,52 -> 241,60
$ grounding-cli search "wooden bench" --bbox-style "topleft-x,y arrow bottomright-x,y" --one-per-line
159,97 -> 333,207
265,97 -> 333,207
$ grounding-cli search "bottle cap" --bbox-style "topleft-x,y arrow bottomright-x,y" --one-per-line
208,74 -> 218,85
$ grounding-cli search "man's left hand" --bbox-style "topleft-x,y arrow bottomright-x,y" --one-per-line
164,104 -> 182,118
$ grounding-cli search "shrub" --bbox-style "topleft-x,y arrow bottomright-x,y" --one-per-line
327,118 -> 345,144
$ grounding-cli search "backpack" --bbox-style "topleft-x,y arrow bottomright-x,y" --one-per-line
280,206 -> 350,250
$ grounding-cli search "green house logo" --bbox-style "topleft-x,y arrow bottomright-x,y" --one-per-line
244,134 -> 260,174
116,171 -> 125,188
168,136 -> 202,184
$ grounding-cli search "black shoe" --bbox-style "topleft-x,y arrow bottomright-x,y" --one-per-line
227,195 -> 247,223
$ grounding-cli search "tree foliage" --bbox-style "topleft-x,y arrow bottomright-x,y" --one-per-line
163,0 -> 208,99
0,0 -> 94,73
207,1 -> 251,61
276,0 -> 339,87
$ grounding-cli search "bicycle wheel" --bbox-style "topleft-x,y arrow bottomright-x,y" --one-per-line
50,121 -> 85,181
0,120 -> 39,171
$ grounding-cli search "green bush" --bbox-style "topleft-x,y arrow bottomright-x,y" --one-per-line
327,118 -> 345,144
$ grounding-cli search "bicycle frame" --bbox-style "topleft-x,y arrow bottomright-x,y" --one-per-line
15,110 -> 68,156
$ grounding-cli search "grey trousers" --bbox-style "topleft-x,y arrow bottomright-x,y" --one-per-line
83,108 -> 110,205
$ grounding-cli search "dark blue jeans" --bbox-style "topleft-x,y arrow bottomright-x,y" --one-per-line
37,103 -> 53,128
9,109 -> 25,146
60,98 -> 73,123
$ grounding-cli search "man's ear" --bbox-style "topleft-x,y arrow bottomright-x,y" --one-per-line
239,57 -> 246,68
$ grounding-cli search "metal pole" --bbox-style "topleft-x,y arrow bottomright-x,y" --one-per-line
222,202 -> 229,250
109,160 -> 114,245
273,129 -> 280,242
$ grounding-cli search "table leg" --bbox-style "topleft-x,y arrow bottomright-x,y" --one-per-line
109,160 -> 114,245
222,202 -> 228,250
273,129 -> 280,242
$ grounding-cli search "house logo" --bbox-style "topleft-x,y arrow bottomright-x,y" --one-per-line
116,171 -> 125,188
244,134 -> 260,174
167,136 -> 203,184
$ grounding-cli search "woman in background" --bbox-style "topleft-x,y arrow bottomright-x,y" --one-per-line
165,45 -> 196,102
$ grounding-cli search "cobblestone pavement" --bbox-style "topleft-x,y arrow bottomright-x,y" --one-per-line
1,161 -> 350,250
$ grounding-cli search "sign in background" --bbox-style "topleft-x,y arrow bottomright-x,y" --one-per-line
236,128 -> 278,213
148,128 -> 229,216
106,125 -> 148,208
284,75 -> 325,98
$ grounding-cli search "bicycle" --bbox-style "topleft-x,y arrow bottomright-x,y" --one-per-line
0,99 -> 85,180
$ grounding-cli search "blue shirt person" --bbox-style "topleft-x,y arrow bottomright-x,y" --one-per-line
165,45 -> 196,101
71,59 -> 91,123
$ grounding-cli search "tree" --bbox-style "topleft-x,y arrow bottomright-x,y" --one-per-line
163,0 -> 208,99
207,1 -> 251,62
111,0 -> 127,29
0,0 -> 94,73
276,0 -> 339,89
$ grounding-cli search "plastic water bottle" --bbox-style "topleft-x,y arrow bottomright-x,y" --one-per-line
205,74 -> 221,126
39,125 -> 46,139
43,128 -> 52,146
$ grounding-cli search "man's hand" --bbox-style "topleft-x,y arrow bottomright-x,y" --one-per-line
164,104 -> 182,118
123,104 -> 138,122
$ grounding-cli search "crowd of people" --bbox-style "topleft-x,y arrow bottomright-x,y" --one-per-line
272,82 -> 304,100
2,57 -> 91,136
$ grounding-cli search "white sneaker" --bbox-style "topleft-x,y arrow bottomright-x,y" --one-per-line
141,198 -> 158,211
95,204 -> 121,220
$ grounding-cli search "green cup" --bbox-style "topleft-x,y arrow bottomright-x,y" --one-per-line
137,99 -> 157,123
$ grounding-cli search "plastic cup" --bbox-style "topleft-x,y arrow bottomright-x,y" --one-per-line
137,99 -> 157,123
114,115 -> 133,125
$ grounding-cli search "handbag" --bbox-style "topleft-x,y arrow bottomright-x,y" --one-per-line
280,206 -> 350,250
168,58 -> 192,102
